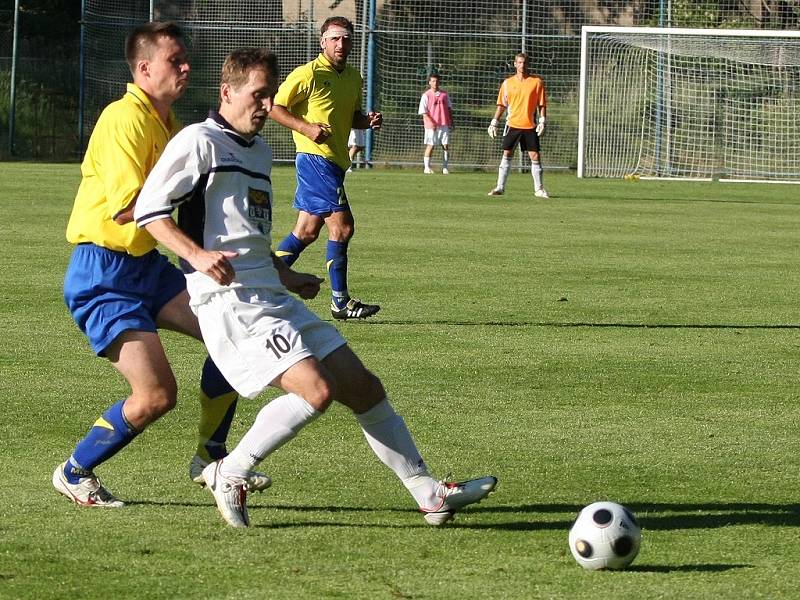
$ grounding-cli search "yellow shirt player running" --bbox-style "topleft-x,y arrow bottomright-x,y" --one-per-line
486,52 -> 549,198
270,16 -> 383,321
53,22 -> 269,510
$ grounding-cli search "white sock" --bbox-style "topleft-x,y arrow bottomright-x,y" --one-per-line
532,160 -> 543,191
424,156 -> 431,169
442,151 -> 449,169
222,393 -> 319,478
497,156 -> 510,190
356,398 -> 438,508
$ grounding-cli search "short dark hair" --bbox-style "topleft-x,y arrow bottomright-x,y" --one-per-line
221,48 -> 279,90
320,16 -> 354,36
125,22 -> 184,76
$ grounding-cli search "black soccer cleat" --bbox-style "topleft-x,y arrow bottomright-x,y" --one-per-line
331,298 -> 381,320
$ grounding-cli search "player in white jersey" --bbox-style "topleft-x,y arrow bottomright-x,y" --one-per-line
134,48 -> 496,528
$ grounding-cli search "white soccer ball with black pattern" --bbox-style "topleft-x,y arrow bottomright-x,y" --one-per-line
568,501 -> 641,570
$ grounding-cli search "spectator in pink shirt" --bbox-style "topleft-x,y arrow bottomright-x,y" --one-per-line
418,73 -> 453,174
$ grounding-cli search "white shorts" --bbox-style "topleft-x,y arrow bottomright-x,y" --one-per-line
348,128 -> 366,148
195,287 -> 346,399
423,127 -> 450,146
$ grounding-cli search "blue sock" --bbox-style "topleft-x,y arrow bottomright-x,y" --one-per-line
276,232 -> 307,267
201,356 -> 235,398
326,240 -> 349,308
66,399 -> 138,483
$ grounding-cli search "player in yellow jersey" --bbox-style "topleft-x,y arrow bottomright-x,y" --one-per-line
270,16 -> 382,321
487,52 -> 549,198
52,22 -> 269,508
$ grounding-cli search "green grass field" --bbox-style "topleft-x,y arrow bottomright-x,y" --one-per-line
0,163 -> 798,599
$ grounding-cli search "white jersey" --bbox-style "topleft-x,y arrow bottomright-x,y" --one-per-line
135,112 -> 281,303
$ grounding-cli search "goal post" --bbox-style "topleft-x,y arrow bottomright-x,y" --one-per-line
578,26 -> 800,183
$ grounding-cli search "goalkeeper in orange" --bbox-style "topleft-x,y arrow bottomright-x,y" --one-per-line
487,52 -> 549,198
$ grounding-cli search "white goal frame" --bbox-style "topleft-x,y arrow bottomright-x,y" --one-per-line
578,26 -> 800,183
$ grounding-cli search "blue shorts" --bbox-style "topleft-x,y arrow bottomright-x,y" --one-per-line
293,153 -> 350,216
63,244 -> 187,356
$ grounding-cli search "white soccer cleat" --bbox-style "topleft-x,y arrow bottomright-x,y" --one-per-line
424,168 -> 434,174
190,454 -> 272,492
202,460 -> 250,528
421,475 -> 498,526
487,188 -> 504,196
534,188 -> 550,198
52,462 -> 124,508
442,168 -> 449,175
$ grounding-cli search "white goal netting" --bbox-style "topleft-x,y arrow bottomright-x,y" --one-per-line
579,26 -> 800,182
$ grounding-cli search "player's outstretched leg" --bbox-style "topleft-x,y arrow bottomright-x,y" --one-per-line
353,394 -> 497,526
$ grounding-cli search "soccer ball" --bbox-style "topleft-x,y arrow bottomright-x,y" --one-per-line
568,501 -> 641,570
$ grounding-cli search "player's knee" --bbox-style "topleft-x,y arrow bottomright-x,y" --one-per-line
330,223 -> 354,242
341,370 -> 385,411
127,383 -> 177,425
149,385 -> 178,417
365,372 -> 386,404
295,231 -> 319,245
302,377 -> 335,413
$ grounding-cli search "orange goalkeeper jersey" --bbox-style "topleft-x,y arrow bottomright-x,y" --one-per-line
496,74 -> 547,130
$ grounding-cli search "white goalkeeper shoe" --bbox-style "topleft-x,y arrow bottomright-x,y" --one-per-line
442,168 -> 450,175
534,188 -> 550,198
189,455 -> 272,492
202,460 -> 250,528
52,462 -> 124,508
421,475 -> 498,526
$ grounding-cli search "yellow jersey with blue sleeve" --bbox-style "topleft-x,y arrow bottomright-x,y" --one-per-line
66,83 -> 181,256
274,53 -> 362,171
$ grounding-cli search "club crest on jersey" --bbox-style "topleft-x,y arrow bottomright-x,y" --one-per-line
247,187 -> 272,226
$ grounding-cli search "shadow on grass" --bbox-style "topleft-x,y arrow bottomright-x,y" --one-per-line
467,501 -> 800,531
626,564 -> 752,573
127,499 -> 799,532
329,319 -> 800,330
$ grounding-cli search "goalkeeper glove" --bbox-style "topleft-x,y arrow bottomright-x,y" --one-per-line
536,116 -> 546,137
487,118 -> 499,139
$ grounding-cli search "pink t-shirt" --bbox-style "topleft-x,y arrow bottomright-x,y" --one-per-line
418,89 -> 453,128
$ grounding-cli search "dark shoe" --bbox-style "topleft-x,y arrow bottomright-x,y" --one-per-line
331,298 -> 381,320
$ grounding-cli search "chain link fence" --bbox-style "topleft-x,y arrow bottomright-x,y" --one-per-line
3,1 -> 799,164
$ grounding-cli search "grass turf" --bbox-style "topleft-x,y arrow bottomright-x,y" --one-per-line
0,163 -> 798,599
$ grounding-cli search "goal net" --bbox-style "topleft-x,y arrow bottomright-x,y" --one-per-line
578,27 -> 800,182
